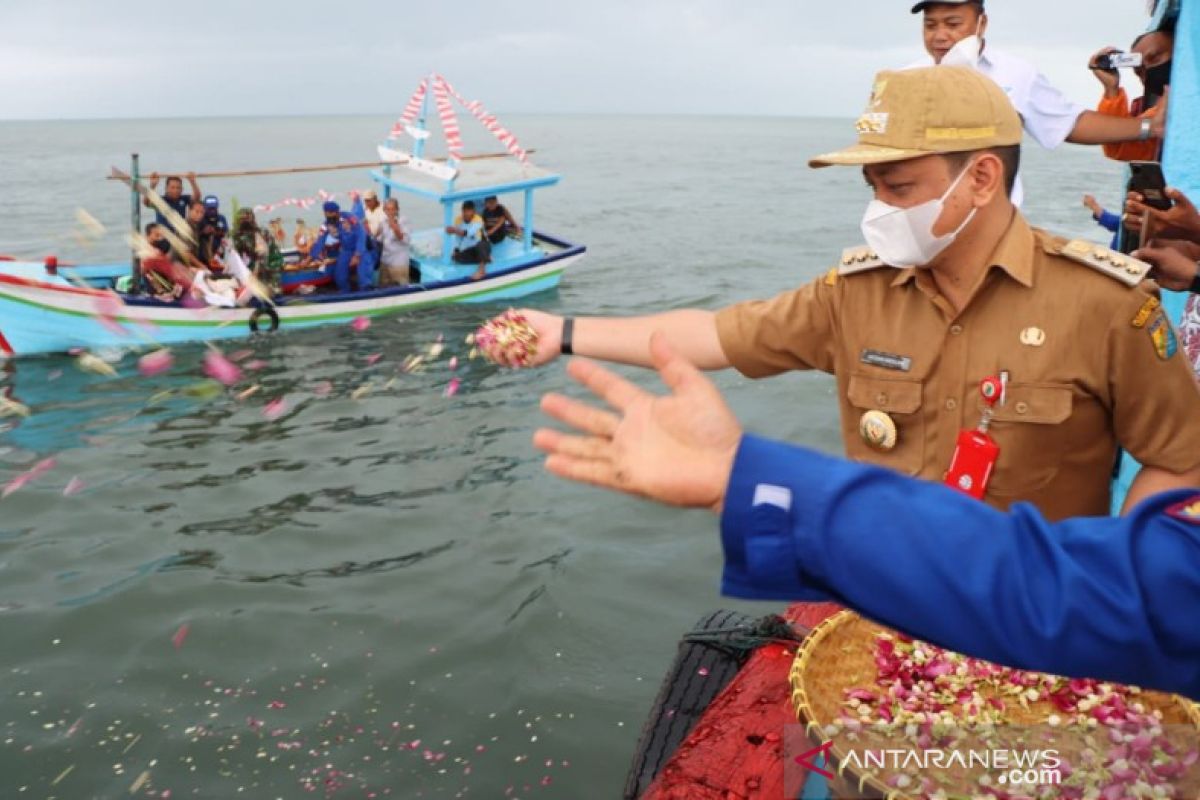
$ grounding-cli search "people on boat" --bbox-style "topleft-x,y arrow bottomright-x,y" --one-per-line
483,195 -> 522,245
530,334 -> 1200,702
233,208 -> 282,293
293,218 -> 314,262
376,198 -> 412,287
198,196 -> 230,270
311,201 -> 372,293
361,190 -> 387,239
141,223 -> 197,300
268,217 -> 287,247
1091,22 -> 1174,162
446,200 -> 491,281
144,172 -> 202,232
908,0 -> 1165,205
1082,193 -> 1120,248
481,66 -> 1200,521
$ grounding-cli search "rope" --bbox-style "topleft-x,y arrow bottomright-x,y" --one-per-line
683,614 -> 807,660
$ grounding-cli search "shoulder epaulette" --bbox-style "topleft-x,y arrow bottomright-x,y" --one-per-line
837,245 -> 888,276
1058,240 -> 1151,288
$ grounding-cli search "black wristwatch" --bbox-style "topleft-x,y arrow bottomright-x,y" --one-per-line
561,318 -> 575,355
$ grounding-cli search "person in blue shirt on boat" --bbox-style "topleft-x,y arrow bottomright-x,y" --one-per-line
446,200 -> 492,281
144,172 -> 202,233
532,333 -> 1200,701
1082,193 -> 1120,248
311,201 -> 372,294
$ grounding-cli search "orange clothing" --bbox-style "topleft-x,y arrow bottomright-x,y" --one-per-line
1097,88 -> 1161,162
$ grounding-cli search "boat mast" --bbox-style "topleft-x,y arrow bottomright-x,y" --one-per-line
130,153 -> 141,284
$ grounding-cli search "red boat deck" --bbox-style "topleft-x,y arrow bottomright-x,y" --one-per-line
641,602 -> 842,800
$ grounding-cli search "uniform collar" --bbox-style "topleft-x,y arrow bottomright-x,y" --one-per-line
890,210 -> 1036,290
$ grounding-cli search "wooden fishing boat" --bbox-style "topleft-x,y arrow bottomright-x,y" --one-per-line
0,74 -> 585,358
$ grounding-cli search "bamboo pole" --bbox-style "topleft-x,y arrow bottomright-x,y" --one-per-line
104,151 -> 533,181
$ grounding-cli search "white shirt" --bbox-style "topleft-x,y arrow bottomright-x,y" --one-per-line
907,46 -> 1087,206
376,215 -> 411,267
364,205 -> 387,238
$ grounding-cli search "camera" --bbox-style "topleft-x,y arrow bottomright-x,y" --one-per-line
1094,51 -> 1144,71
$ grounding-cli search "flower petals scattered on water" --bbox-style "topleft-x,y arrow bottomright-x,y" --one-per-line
235,385 -> 261,401
263,397 -> 288,421
138,349 -> 174,377
427,342 -> 445,359
3,458 -> 56,499
63,476 -> 85,497
172,623 -> 190,650
448,356 -> 459,371
350,316 -> 371,332
365,353 -> 383,366
76,352 -> 118,377
203,349 -> 242,386
443,378 -> 461,398
0,396 -> 31,419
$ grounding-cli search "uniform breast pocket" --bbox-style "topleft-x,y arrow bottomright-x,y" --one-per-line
985,382 -> 1074,497
845,375 -> 925,476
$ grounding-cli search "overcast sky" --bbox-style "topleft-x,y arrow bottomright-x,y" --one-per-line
0,1 -> 1153,120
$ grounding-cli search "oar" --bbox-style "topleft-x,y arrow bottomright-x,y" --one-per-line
104,151 -> 534,181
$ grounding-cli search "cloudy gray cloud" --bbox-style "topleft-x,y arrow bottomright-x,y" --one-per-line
0,1 -> 1153,120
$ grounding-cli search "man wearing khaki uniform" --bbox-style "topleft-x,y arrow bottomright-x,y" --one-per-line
489,67 -> 1200,520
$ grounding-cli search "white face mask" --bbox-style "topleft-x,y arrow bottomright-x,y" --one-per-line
860,163 -> 978,269
940,21 -> 983,69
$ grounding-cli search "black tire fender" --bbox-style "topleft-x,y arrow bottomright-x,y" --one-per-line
249,306 -> 280,333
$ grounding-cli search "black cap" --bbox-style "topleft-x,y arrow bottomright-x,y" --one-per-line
911,0 -> 983,12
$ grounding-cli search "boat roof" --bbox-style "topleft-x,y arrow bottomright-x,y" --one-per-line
370,157 -> 560,203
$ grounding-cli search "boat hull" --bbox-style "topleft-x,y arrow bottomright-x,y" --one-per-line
0,238 -> 583,357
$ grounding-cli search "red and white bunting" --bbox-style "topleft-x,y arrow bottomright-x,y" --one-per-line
391,78 -> 429,139
253,189 -> 363,214
437,75 -> 529,164
432,76 -> 465,163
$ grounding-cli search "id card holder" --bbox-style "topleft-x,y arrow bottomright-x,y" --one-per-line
943,375 -> 1005,500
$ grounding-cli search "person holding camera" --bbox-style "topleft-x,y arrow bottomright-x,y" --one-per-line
1091,25 -> 1175,162
907,1 -> 1166,205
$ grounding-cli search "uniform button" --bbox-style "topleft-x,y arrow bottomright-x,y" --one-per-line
1015,401 -> 1030,415
950,324 -> 964,336
876,392 -> 889,405
945,398 -> 958,411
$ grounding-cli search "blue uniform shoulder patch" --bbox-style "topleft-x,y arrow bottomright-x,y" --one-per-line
1167,496 -> 1200,524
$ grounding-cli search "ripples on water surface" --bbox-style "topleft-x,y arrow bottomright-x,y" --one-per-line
0,114 -> 1125,797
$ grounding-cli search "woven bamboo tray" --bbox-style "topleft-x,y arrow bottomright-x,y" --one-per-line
789,611 -> 1200,799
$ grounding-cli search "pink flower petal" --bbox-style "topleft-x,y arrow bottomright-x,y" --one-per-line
365,353 -> 383,366
203,350 -> 243,386
63,476 -> 85,497
350,316 -> 371,332
3,458 -> 56,499
138,349 -> 174,377
263,398 -> 288,421
312,381 -> 333,398
243,360 -> 268,371
228,349 -> 254,363
448,357 -> 459,371
443,377 -> 461,398
172,623 -> 190,650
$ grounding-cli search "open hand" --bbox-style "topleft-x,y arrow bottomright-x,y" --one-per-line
534,333 -> 742,511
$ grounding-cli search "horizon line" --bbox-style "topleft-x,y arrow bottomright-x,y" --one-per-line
0,109 -> 851,124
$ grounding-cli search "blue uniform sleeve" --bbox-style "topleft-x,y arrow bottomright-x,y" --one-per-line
310,234 -> 325,261
1096,210 -> 1121,234
720,434 -> 1200,700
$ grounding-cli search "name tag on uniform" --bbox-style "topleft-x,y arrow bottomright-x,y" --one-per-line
860,349 -> 912,372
